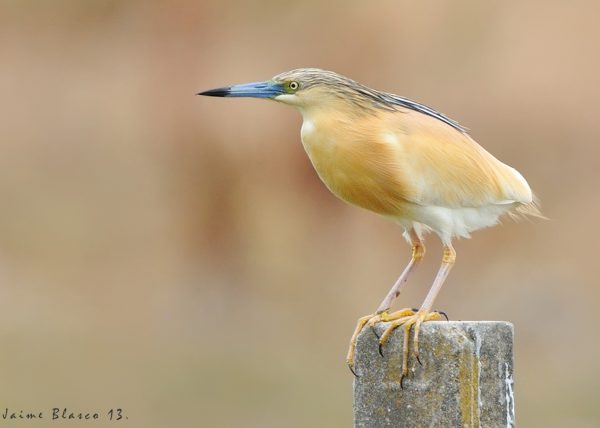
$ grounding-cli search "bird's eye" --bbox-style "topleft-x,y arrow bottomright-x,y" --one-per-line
289,81 -> 299,91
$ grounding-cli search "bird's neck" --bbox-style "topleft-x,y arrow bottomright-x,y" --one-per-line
297,101 -> 370,131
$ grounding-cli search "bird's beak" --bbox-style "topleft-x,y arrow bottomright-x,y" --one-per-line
197,81 -> 284,99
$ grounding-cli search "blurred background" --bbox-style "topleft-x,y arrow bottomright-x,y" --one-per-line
1,0 -> 598,426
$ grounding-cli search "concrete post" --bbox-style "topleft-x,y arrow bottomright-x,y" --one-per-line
353,321 -> 514,428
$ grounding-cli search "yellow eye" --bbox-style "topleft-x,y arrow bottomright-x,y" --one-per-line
289,81 -> 299,90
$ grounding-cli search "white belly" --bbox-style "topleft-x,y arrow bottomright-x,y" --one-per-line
405,203 -> 516,242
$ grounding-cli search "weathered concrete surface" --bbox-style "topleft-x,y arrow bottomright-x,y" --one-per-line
353,321 -> 514,428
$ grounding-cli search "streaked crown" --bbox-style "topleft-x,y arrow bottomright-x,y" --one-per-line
272,68 -> 465,132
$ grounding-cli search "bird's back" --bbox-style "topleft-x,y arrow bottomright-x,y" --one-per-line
300,103 -> 538,239
381,108 -> 533,208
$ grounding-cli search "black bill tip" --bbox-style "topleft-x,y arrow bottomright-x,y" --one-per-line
196,87 -> 231,97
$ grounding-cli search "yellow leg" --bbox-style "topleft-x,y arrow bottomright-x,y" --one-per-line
368,308 -> 416,327
375,230 -> 425,313
346,308 -> 417,375
346,230 -> 425,376
378,310 -> 443,381
377,243 -> 456,384
346,314 -> 376,375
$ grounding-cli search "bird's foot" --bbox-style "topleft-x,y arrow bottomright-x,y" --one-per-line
378,310 -> 444,386
346,308 -> 416,376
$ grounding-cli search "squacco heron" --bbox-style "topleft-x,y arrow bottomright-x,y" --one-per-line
198,68 -> 541,382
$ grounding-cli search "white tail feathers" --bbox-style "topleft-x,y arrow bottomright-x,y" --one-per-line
509,195 -> 547,221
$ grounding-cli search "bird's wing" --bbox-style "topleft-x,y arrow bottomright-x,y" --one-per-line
382,108 -> 533,209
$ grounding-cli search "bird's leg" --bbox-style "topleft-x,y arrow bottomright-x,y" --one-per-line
375,230 -> 425,314
378,243 -> 456,381
346,230 -> 424,375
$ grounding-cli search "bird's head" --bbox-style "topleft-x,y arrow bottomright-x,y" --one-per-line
198,68 -> 363,112
198,68 -> 468,130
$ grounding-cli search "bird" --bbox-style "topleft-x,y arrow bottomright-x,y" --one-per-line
198,68 -> 541,382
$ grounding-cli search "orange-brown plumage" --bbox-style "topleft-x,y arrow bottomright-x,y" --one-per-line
198,67 -> 541,380
299,96 -> 538,241
300,106 -> 414,217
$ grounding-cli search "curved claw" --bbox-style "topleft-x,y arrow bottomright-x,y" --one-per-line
416,354 -> 422,366
378,342 -> 384,357
371,326 -> 380,340
400,374 -> 406,390
348,364 -> 359,378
